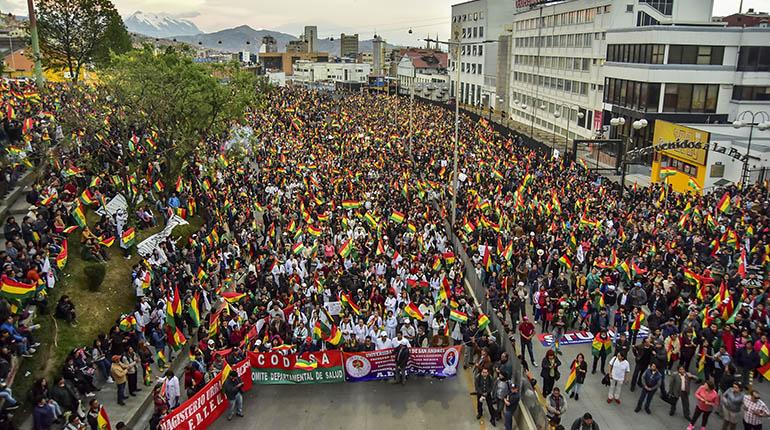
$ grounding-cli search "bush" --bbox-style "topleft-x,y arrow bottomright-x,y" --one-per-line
83,263 -> 106,292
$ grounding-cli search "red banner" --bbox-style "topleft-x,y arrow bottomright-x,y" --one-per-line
248,350 -> 344,384
157,358 -> 252,430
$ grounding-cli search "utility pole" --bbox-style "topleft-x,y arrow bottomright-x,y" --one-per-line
27,0 -> 44,87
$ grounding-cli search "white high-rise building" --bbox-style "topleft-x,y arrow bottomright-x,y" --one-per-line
450,0 -> 515,108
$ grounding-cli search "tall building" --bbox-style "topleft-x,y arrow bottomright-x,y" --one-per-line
261,36 -> 277,53
507,0 -> 716,144
372,35 -> 386,75
304,26 -> 318,53
340,33 -> 359,59
450,0 -> 514,108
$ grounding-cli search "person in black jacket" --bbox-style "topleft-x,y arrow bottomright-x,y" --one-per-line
475,367 -> 496,426
630,338 -> 653,392
50,376 -> 80,417
735,340 -> 760,388
568,353 -> 588,401
570,413 -> 600,430
541,349 -> 562,396
222,371 -> 244,420
394,344 -> 410,384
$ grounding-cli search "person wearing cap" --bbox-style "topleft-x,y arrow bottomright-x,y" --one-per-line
570,412 -> 599,430
375,331 -> 391,349
110,355 -> 129,405
502,376 -> 520,430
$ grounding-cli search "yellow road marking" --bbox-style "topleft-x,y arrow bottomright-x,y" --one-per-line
462,364 -> 487,430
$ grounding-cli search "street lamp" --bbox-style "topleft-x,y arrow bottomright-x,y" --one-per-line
732,111 -> 770,186
552,110 -> 561,151
424,36 -> 498,226
560,107 -> 584,161
610,117 -> 647,199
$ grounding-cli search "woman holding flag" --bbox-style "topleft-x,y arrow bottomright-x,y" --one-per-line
566,353 -> 587,401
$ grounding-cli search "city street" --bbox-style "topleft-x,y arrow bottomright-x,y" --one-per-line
209,368 -> 485,430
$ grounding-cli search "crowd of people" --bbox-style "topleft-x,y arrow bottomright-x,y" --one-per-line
4,76 -> 770,430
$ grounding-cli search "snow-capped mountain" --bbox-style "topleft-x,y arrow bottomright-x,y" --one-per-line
124,11 -> 202,38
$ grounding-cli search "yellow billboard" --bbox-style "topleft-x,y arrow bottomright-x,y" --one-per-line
653,120 -> 709,166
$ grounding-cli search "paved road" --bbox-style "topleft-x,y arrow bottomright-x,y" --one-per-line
527,321 -> 770,430
209,367 -> 488,430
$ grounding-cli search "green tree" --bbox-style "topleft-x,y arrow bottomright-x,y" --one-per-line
92,12 -> 132,67
100,45 -> 267,180
37,0 -> 126,82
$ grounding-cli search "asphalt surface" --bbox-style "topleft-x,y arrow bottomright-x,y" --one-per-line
209,367 -> 487,430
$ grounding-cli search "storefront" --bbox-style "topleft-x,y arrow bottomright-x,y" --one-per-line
650,120 -> 709,195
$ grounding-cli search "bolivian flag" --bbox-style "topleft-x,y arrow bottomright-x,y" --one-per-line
758,361 -> 770,381
338,239 -> 353,258
558,255 -> 572,270
220,362 -> 233,385
340,292 -> 360,315
630,311 -> 645,330
659,166 -> 677,179
292,242 -> 305,255
342,200 -> 361,209
222,291 -> 246,303
564,361 -> 578,393
403,302 -> 424,321
591,333 -> 612,357
98,236 -> 115,247
80,189 -> 97,206
56,240 -> 68,269
688,177 -> 701,191
0,275 -> 36,300
307,225 -> 322,236
294,358 -> 318,371
449,309 -> 468,323
121,228 -> 136,247
478,313 -> 490,330
71,204 -> 87,228
389,210 -> 405,224
189,292 -> 201,327
716,192 -> 731,213
96,406 -> 111,430
325,325 -> 343,346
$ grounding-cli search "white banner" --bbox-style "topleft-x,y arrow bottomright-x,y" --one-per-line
137,215 -> 189,257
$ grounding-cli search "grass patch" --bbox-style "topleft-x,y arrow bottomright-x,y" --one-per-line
13,214 -> 203,419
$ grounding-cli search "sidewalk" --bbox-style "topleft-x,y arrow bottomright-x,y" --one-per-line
21,344 -> 190,429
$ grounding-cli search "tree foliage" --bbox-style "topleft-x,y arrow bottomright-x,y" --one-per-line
92,11 -> 132,67
100,45 -> 268,178
37,0 -> 128,82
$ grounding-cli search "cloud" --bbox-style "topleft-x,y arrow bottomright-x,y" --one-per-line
170,11 -> 201,19
0,0 -> 25,14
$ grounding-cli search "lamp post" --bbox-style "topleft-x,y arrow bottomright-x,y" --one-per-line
732,111 -> 770,186
424,36 -> 498,226
408,82 -> 414,160
610,117 -> 647,199
552,110 -> 560,152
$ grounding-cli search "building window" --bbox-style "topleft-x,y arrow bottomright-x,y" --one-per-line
737,46 -> 770,72
479,45 -> 483,55
479,27 -> 484,38
661,155 -> 697,176
668,45 -> 724,65
473,27 -> 478,38
637,11 -> 660,26
640,0 -> 674,15
662,83 -> 719,113
732,86 -> 770,101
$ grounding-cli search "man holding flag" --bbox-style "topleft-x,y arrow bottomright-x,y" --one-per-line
222,366 -> 244,421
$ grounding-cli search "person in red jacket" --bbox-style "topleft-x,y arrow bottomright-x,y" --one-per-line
183,364 -> 204,398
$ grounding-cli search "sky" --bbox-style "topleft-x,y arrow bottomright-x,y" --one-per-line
0,0 -> 767,45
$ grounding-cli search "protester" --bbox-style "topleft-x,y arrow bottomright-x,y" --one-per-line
667,365 -> 695,418
570,412 -> 599,430
222,370 -> 244,421
606,352 -> 630,405
743,389 -> 770,430
567,353 -> 587,401
545,387 -> 567,427
475,367 -> 496,426
634,362 -> 662,414
688,380 -> 719,430
720,381 -> 744,430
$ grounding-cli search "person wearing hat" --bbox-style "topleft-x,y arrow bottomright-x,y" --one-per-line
110,355 -> 129,405
375,331 -> 391,350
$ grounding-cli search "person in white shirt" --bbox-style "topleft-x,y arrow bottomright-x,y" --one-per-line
375,331 -> 392,350
353,319 -> 371,344
385,311 -> 398,338
392,332 -> 411,348
339,315 -> 355,342
607,352 -> 631,404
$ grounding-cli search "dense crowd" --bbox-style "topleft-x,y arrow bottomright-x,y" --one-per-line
3,79 -> 770,430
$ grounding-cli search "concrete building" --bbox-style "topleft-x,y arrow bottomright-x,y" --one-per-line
292,60 -> 372,89
450,0 -> 514,108
287,40 -> 309,53
258,52 -> 330,76
358,52 -> 373,65
601,23 -> 770,178
340,33 -> 359,59
719,9 -> 770,27
304,26 -> 318,53
396,48 -> 450,101
372,36 -> 386,76
261,36 -> 278,53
